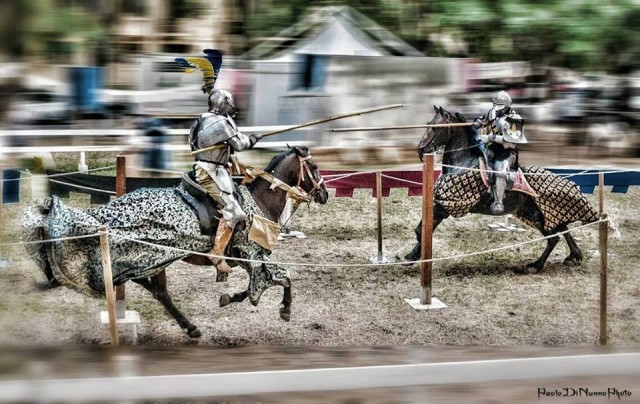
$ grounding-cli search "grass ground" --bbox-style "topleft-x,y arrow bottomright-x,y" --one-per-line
0,153 -> 638,346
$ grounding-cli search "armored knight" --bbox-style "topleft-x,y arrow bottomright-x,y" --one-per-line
190,89 -> 262,272
471,90 -> 527,214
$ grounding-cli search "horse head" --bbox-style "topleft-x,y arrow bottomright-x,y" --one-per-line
267,146 -> 329,205
418,106 -> 467,161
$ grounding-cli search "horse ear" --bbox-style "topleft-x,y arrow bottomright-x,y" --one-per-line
292,146 -> 308,157
433,105 -> 438,112
455,112 -> 466,122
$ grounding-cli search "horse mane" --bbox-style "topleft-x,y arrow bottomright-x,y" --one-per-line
263,146 -> 309,174
437,106 -> 477,141
264,149 -> 293,174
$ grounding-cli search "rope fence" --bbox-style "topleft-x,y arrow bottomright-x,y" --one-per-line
0,219 -> 606,268
48,179 -> 117,195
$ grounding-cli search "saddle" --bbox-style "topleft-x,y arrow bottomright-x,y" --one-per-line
478,158 -> 538,197
175,171 -> 247,236
175,172 -> 220,236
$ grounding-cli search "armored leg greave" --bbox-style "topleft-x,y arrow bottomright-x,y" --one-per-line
219,191 -> 247,227
210,219 -> 234,273
490,160 -> 510,215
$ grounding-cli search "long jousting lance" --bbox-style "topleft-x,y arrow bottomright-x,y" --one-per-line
190,103 -> 404,155
330,122 -> 474,132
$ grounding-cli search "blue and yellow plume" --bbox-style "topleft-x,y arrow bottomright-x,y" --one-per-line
175,49 -> 223,95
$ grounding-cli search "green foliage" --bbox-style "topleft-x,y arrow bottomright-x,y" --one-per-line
23,0 -> 106,58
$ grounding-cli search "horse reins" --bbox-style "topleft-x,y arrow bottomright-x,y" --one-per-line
234,154 -> 326,204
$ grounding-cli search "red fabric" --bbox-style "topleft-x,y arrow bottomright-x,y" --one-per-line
319,170 -> 441,197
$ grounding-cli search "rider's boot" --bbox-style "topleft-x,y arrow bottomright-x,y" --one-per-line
491,176 -> 506,215
210,220 -> 234,273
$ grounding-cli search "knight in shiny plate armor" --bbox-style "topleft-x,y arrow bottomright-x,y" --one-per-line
190,89 -> 262,272
471,90 -> 527,214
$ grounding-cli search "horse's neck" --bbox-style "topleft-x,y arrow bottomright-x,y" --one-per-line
442,130 -> 478,175
249,172 -> 291,222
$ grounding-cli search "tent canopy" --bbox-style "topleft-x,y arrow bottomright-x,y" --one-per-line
245,6 -> 424,60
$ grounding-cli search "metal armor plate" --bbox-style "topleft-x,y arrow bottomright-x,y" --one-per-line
189,113 -> 236,162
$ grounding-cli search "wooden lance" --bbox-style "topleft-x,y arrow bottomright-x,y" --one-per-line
190,104 -> 404,155
330,123 -> 474,132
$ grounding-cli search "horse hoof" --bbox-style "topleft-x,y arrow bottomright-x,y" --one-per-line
188,328 -> 202,338
219,294 -> 231,307
36,280 -> 62,290
216,272 -> 228,283
516,263 -> 541,274
279,309 -> 291,322
563,257 -> 581,267
404,252 -> 420,263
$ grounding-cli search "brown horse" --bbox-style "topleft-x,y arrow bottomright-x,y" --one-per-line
405,106 -> 599,273
24,147 -> 328,338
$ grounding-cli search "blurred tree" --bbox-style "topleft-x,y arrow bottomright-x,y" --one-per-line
0,0 -> 41,60
11,0 -> 108,65
168,0 -> 206,21
430,0 -> 639,72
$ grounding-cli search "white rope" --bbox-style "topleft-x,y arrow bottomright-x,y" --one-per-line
437,162 -> 640,177
1,165 -> 116,183
129,166 -> 185,175
47,165 -> 117,178
323,172 -> 362,184
0,233 -> 101,247
380,173 -> 423,186
323,167 -> 426,185
322,169 -> 380,184
114,219 -> 604,268
48,179 -> 117,195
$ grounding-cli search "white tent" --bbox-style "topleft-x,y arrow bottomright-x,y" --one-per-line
246,6 -> 424,60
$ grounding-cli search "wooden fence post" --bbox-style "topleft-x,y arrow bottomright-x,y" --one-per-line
420,154 -> 434,305
598,172 -> 608,346
115,155 -> 127,319
376,171 -> 383,262
369,171 -> 393,264
99,225 -> 119,346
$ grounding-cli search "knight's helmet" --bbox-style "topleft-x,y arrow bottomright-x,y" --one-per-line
208,89 -> 237,118
491,91 -> 512,114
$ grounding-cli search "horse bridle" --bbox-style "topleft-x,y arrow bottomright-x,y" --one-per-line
296,154 -> 325,200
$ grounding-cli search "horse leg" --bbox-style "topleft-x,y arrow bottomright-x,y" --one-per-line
219,290 -> 248,307
520,229 -> 560,274
279,285 -> 292,322
405,204 -> 448,261
219,284 -> 291,322
133,271 -> 202,338
560,225 -> 583,266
